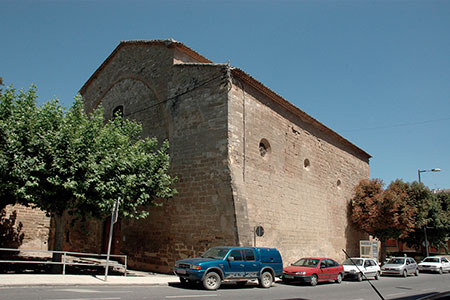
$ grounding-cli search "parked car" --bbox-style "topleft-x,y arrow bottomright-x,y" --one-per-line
173,246 -> 283,290
381,257 -> 419,277
418,256 -> 450,274
282,257 -> 344,286
342,257 -> 381,281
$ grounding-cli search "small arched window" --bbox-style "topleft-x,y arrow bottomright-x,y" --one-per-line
259,138 -> 271,159
112,105 -> 124,121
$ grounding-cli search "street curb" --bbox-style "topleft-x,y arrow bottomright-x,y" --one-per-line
0,274 -> 179,288
0,282 -> 174,287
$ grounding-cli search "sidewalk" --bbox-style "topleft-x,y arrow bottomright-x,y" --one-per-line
0,273 -> 179,287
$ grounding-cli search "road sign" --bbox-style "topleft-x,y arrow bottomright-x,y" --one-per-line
255,225 -> 264,237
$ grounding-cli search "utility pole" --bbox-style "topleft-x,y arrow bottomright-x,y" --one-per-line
417,168 -> 440,257
105,198 -> 120,281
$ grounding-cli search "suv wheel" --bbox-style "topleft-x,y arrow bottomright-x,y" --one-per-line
259,271 -> 273,288
203,272 -> 221,290
403,270 -> 408,278
357,272 -> 362,282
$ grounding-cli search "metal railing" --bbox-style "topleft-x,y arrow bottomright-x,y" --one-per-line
0,248 -> 127,276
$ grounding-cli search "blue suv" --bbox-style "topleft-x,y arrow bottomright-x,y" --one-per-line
174,246 -> 283,290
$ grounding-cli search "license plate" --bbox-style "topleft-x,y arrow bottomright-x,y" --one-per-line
284,275 -> 294,279
177,269 -> 186,274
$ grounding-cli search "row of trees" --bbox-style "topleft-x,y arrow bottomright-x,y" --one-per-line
0,84 -> 177,252
1,81 -> 448,265
351,179 -> 450,261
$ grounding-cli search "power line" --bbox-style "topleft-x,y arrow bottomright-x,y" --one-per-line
341,116 -> 450,132
125,73 -> 227,118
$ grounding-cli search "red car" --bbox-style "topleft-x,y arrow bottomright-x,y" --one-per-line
282,257 -> 344,286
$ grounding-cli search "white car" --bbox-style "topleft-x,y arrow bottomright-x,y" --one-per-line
418,256 -> 450,274
343,257 -> 381,281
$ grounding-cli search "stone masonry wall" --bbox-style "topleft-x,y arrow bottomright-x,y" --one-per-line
228,77 -> 369,266
80,44 -> 238,272
3,205 -> 51,251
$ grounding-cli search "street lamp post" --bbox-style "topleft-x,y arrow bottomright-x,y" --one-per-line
417,168 -> 441,257
418,168 -> 441,184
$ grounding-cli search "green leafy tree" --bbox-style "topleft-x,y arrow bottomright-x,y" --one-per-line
0,85 -> 177,255
432,191 -> 450,253
0,85 -> 40,210
351,179 -> 417,262
401,186 -> 450,254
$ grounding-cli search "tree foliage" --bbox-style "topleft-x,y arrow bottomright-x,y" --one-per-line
400,185 -> 450,252
0,85 -> 177,223
350,178 -> 385,236
351,179 -> 416,261
351,178 -> 450,258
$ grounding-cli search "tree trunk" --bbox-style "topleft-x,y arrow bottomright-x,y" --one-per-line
380,238 -> 387,265
51,214 -> 65,273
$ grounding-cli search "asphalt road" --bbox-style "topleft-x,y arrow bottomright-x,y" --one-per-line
0,273 -> 449,300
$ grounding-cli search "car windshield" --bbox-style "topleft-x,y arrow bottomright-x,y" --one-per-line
423,257 -> 440,263
343,258 -> 363,266
293,258 -> 319,267
388,258 -> 405,265
201,247 -> 230,260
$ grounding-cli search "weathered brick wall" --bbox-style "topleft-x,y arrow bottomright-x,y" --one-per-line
81,44 -> 238,272
57,214 -> 104,254
3,205 -> 50,250
228,77 -> 369,265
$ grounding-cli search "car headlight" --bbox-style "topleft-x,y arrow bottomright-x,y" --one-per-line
190,264 -> 201,270
295,272 -> 306,275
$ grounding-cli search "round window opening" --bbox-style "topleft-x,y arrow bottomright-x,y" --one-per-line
259,139 -> 271,158
304,159 -> 311,170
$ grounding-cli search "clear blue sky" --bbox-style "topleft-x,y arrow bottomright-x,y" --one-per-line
2,0 -> 449,189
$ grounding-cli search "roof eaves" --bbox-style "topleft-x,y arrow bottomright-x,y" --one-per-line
174,62 -> 228,67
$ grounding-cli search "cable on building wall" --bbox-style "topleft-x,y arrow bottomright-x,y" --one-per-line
125,70 -> 229,118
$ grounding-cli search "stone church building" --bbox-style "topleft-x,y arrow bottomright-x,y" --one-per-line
3,39 -> 371,273
76,39 -> 371,272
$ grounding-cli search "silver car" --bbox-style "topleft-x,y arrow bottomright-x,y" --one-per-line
381,257 -> 419,277
418,256 -> 450,274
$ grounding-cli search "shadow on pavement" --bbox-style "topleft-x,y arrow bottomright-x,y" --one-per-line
0,259 -> 124,276
391,292 -> 450,300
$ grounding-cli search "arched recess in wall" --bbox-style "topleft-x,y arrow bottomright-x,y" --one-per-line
97,76 -> 172,141
112,105 -> 124,121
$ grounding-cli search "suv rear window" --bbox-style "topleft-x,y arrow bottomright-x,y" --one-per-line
244,250 -> 255,261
